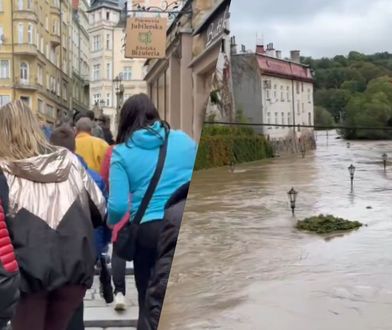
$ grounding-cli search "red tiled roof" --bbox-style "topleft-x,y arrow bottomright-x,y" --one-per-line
256,55 -> 313,83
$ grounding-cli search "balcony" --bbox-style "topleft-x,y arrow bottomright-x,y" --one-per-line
13,9 -> 37,22
50,33 -> 61,47
50,5 -> 61,16
13,44 -> 38,56
14,77 -> 38,91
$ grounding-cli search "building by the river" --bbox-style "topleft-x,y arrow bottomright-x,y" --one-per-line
87,0 -> 147,133
0,0 -> 74,125
144,0 -> 231,141
231,42 -> 315,142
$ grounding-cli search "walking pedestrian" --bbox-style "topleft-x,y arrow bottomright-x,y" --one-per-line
75,118 -> 109,173
101,146 -> 129,311
50,126 -> 114,330
107,94 -> 197,328
74,110 -> 105,140
0,101 -> 106,330
97,115 -> 115,145
0,174 -> 19,330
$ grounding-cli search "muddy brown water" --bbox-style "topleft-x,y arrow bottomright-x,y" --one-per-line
158,131 -> 392,330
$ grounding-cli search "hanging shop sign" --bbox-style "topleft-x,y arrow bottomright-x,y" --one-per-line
125,17 -> 167,59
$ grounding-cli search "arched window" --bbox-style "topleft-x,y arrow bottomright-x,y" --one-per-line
20,62 -> 28,82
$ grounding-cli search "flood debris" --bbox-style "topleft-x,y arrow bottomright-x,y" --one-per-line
296,214 -> 363,234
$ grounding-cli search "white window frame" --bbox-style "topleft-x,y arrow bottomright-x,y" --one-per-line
93,35 -> 101,51
0,26 -> 4,45
27,0 -> 32,10
0,60 -> 10,79
18,0 -> 23,10
106,62 -> 112,79
93,64 -> 100,81
106,33 -> 111,50
123,66 -> 132,81
27,24 -> 33,44
0,95 -> 11,106
20,62 -> 29,82
18,23 -> 23,44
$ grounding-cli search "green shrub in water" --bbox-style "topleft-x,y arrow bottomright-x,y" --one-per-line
296,214 -> 363,234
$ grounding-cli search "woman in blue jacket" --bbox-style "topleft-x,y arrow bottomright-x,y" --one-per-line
108,94 -> 196,326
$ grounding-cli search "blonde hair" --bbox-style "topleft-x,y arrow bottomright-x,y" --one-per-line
0,100 -> 55,161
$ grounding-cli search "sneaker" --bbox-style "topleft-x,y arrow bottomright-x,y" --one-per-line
114,292 -> 127,311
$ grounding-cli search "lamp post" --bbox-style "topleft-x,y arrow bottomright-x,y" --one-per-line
382,153 -> 388,171
348,164 -> 356,191
287,187 -> 298,216
113,74 -> 124,127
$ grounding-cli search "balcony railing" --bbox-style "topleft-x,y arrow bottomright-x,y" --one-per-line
13,43 -> 38,56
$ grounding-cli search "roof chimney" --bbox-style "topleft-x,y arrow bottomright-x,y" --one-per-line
256,44 -> 265,54
276,50 -> 282,59
290,50 -> 301,63
231,36 -> 237,55
266,42 -> 275,57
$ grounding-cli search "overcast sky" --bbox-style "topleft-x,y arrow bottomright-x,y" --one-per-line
230,0 -> 392,59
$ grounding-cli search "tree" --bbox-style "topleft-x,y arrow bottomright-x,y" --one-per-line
314,106 -> 334,128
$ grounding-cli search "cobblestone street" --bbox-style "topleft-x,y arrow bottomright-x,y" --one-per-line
84,272 -> 138,329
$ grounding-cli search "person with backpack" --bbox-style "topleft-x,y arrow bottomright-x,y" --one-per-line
0,101 -> 106,330
107,94 -> 197,328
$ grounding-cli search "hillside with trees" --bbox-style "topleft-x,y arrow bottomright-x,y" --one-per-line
302,51 -> 392,139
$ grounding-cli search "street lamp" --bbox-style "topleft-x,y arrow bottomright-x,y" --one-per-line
113,74 -> 124,126
287,187 -> 298,216
382,153 -> 388,171
348,164 -> 356,191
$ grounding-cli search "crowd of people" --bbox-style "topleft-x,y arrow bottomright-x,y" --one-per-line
0,93 -> 197,330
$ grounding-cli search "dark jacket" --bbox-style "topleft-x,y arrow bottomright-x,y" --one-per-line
0,173 -> 19,329
141,182 -> 190,330
0,148 -> 106,295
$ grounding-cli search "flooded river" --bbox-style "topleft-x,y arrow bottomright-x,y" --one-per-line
158,131 -> 392,330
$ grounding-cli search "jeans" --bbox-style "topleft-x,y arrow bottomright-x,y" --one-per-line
112,252 -> 127,295
134,220 -> 163,330
11,285 -> 86,330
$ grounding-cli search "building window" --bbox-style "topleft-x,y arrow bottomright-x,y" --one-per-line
0,60 -> 9,78
301,82 -> 304,92
296,81 -> 300,94
308,112 -> 312,125
0,95 -> 10,106
123,67 -> 132,80
20,62 -> 28,82
106,33 -> 111,50
106,11 -> 110,20
280,86 -> 284,101
106,62 -> 111,79
27,0 -> 32,9
93,64 -> 100,80
288,112 -> 292,125
275,112 -> 278,129
62,80 -> 67,100
18,24 -> 23,43
106,93 -> 111,107
0,26 -> 3,45
273,84 -> 277,99
0,0 -> 3,12
93,93 -> 101,105
266,89 -> 270,100
267,112 -> 271,124
17,0 -> 23,10
308,88 -> 312,103
37,65 -> 43,85
286,86 -> 290,101
27,24 -> 33,44
302,102 -> 305,113
47,104 -> 54,119
93,35 -> 101,51
20,96 -> 30,106
281,112 -> 285,126
45,17 -> 49,31
297,100 -> 300,115
38,99 -> 44,114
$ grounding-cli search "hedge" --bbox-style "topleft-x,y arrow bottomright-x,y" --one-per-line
195,133 -> 274,170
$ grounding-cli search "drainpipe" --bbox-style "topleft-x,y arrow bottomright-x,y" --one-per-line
11,0 -> 16,100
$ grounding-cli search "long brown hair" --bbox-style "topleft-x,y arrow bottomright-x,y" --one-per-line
0,100 -> 55,161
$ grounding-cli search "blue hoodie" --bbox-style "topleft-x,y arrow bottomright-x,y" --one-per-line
108,122 -> 197,225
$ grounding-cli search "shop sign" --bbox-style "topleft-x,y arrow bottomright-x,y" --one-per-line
125,17 -> 167,59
